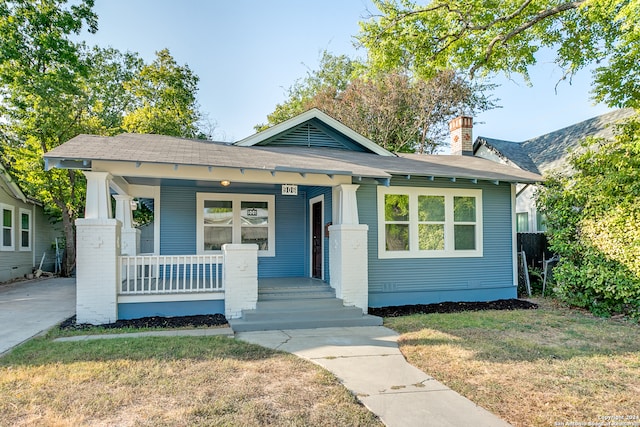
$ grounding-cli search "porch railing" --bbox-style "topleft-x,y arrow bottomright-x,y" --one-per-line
120,254 -> 224,295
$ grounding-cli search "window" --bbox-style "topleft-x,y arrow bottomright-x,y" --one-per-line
535,210 -> 547,232
19,208 -> 31,251
516,212 -> 529,232
197,193 -> 275,256
1,204 -> 14,251
378,187 -> 483,258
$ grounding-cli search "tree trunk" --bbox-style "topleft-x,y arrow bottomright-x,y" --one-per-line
57,203 -> 76,277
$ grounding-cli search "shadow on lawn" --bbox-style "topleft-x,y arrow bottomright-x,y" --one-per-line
390,301 -> 640,363
0,334 -> 285,367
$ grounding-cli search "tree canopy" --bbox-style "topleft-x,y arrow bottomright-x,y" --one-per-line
122,48 -> 202,138
0,0 -> 206,275
258,51 -> 496,153
359,0 -> 639,109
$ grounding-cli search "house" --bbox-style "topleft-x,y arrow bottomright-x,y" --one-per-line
474,109 -> 635,233
44,109 -> 541,329
0,163 -> 61,282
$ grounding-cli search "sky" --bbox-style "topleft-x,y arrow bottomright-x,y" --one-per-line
84,0 -> 613,144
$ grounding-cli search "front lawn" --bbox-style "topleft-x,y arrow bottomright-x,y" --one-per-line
0,333 -> 381,426
385,298 -> 640,427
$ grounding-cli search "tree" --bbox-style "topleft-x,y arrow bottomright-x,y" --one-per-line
122,48 -> 201,138
0,0 -> 98,276
255,51 -> 357,131
359,0 -> 639,109
259,52 -> 495,153
0,2 -> 206,276
537,117 -> 640,318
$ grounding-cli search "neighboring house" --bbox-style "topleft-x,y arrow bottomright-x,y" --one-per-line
474,109 -> 635,233
0,164 -> 61,282
44,109 -> 541,328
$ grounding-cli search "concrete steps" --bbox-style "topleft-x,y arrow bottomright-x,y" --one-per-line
229,278 -> 382,332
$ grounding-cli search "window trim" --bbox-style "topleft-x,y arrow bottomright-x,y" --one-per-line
196,193 -> 275,257
377,186 -> 483,259
19,208 -> 32,251
1,204 -> 15,251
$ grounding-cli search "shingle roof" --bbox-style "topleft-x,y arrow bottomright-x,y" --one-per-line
475,109 -> 635,174
521,108 -> 635,172
45,132 -> 542,184
474,137 -> 540,174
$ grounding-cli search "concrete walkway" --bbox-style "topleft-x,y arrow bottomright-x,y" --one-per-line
237,326 -> 511,427
0,277 -> 75,356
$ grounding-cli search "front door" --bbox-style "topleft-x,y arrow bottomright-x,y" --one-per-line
311,199 -> 323,279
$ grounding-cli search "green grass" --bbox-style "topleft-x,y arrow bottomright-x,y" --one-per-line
385,298 -> 640,427
1,332 -> 382,426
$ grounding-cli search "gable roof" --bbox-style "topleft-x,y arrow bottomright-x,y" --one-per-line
474,137 -> 540,174
235,108 -> 396,157
0,163 -> 28,203
475,108 -> 635,174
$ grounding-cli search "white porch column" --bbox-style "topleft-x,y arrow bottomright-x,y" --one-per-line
223,244 -> 258,319
75,218 -> 121,324
114,194 -> 140,256
329,183 -> 369,313
76,171 -> 120,324
333,184 -> 361,225
83,171 -> 112,219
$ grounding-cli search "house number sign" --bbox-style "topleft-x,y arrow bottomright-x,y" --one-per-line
246,208 -> 258,217
281,184 -> 298,196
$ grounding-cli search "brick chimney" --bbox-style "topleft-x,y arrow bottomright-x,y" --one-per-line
449,116 -> 473,155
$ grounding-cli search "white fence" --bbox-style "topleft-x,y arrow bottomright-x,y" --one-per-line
120,254 -> 224,295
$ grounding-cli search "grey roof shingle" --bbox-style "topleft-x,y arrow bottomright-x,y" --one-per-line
475,109 -> 635,174
45,132 -> 542,184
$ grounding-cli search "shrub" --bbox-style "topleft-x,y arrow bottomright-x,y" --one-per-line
537,114 -> 640,319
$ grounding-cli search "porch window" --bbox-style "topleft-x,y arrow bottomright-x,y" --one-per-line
378,187 -> 483,258
19,208 -> 31,251
197,193 -> 275,256
1,204 -> 14,251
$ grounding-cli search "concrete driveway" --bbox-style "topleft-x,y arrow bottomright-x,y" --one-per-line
0,277 -> 75,356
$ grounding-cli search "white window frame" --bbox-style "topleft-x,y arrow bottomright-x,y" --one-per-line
1,204 -> 15,251
18,208 -> 32,251
196,193 -> 275,257
377,186 -> 483,259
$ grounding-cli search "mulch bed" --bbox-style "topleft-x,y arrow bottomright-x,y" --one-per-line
368,299 -> 538,318
59,299 -> 537,330
59,314 -> 228,331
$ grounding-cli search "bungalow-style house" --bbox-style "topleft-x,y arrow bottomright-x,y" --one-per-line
474,108 -> 635,233
45,109 -> 541,330
0,163 -> 61,282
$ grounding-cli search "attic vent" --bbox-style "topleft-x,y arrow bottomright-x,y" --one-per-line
261,123 -> 352,150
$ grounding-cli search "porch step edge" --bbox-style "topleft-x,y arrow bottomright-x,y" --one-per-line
242,306 -> 365,321
229,315 -> 383,332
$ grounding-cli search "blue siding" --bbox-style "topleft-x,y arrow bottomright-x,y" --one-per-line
118,300 -> 225,319
160,186 -> 197,254
358,177 -> 516,307
159,184 -> 313,278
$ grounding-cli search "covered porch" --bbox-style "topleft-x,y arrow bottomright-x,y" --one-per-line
74,168 -> 370,325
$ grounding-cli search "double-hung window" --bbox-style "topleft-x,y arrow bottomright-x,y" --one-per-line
19,208 -> 31,251
197,193 -> 275,256
1,204 -> 14,251
378,187 -> 483,258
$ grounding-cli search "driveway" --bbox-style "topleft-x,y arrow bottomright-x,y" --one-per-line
0,277 -> 75,356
